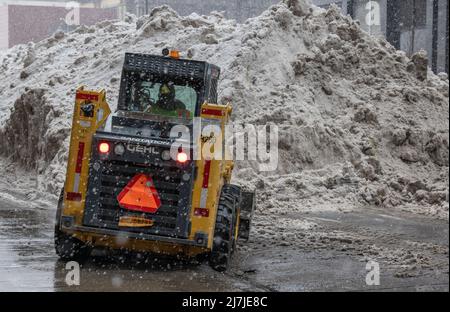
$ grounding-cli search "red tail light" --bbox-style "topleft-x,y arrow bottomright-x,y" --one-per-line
98,142 -> 110,154
194,208 -> 209,217
177,151 -> 188,163
66,192 -> 82,202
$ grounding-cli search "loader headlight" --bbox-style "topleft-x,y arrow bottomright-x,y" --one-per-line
161,150 -> 171,161
114,143 -> 125,156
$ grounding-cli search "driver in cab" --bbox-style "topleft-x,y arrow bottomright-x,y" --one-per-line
144,82 -> 189,118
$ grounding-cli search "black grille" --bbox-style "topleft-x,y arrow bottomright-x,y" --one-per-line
83,159 -> 190,237
124,53 -> 205,80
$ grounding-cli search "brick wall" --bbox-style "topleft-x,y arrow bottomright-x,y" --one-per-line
0,5 -> 8,50
4,4 -> 117,48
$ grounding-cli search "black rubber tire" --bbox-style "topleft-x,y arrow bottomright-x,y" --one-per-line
55,230 -> 92,261
225,185 -> 241,252
209,185 -> 239,272
54,188 -> 64,234
54,188 -> 91,261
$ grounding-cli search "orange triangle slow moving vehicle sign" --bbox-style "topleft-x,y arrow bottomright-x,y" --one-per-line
117,174 -> 161,213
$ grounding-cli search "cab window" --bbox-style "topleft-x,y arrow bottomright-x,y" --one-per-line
124,73 -> 198,119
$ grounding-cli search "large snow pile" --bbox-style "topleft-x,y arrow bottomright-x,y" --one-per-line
0,0 -> 448,220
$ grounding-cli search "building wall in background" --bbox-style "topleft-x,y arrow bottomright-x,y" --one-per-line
0,2 -> 117,49
315,0 -> 448,73
7,4 -> 117,47
130,0 -> 280,21
435,0 -> 448,73
0,5 -> 8,50
0,0 -> 448,73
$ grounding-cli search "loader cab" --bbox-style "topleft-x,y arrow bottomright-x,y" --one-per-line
117,52 -> 220,122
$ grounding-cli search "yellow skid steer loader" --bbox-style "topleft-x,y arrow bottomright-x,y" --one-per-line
55,50 -> 255,271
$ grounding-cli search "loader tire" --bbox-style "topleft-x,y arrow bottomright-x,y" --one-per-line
55,230 -> 91,261
54,188 -> 64,233
224,185 -> 242,251
54,188 -> 91,261
209,185 -> 239,272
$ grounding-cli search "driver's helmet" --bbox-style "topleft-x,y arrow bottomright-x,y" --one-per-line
159,83 -> 176,101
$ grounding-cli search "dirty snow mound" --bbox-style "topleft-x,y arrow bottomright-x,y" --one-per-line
0,89 -> 68,170
0,0 -> 448,219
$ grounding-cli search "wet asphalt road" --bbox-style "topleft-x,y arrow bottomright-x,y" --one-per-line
0,194 -> 448,292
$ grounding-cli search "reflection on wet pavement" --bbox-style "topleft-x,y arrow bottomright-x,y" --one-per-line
0,196 -> 241,292
1,194 -> 448,292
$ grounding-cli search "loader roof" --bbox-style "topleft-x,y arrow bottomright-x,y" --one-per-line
122,52 -> 218,82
